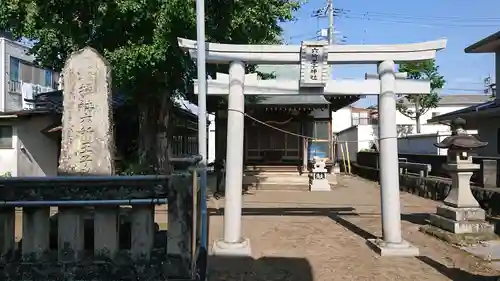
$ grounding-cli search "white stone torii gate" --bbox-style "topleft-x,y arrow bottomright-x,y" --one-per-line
178,38 -> 446,257
194,72 -> 433,172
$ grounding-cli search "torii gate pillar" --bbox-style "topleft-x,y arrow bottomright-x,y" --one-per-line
366,60 -> 419,256
212,61 -> 252,256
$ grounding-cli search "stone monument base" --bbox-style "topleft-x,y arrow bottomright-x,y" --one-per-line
212,238 -> 252,257
309,180 -> 331,191
429,205 -> 494,234
367,238 -> 419,257
420,225 -> 498,246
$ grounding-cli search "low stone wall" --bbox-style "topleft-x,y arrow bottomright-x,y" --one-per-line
352,162 -> 500,217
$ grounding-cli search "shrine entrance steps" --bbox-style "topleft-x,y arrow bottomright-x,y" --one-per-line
243,165 -> 310,191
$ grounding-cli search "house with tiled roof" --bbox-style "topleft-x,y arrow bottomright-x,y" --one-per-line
0,90 -> 203,176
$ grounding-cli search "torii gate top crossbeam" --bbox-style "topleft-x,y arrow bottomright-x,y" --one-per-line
177,37 -> 447,64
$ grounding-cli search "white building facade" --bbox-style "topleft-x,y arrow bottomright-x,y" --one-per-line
334,94 -> 491,160
0,36 -> 59,177
333,95 -> 490,135
0,36 -> 57,112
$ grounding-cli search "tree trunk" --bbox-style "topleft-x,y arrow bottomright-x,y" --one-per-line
415,95 -> 421,133
138,94 -> 173,174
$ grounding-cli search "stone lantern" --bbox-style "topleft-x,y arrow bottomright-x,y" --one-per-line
429,118 -> 493,234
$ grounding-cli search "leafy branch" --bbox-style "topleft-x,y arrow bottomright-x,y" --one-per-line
396,59 -> 445,132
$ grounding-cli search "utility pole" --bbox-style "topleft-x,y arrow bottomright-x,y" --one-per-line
484,74 -> 495,98
327,0 -> 334,44
195,0 -> 208,273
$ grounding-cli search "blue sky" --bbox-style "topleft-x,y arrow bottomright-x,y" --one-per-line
278,0 -> 500,107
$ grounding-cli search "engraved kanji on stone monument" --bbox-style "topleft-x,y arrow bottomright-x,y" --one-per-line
58,47 -> 114,175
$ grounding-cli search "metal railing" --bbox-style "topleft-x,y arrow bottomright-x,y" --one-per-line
352,117 -> 378,126
8,80 -> 54,95
0,156 -> 207,281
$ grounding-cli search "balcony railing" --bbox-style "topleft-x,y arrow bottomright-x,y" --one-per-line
8,80 -> 21,94
352,117 -> 378,126
8,80 -> 54,95
7,80 -> 55,110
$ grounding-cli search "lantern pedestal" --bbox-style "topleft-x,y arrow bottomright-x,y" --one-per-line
429,163 -> 494,234
429,204 -> 493,234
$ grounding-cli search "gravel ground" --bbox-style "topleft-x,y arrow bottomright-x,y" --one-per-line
207,175 -> 500,281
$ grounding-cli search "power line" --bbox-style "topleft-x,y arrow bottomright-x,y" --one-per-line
336,9 -> 500,22
441,88 -> 485,92
336,14 -> 500,28
332,8 -> 500,28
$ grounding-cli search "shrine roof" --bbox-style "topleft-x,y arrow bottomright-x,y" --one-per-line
465,30 -> 500,53
246,94 -> 359,111
0,90 -> 199,122
427,100 -> 500,124
256,95 -> 330,106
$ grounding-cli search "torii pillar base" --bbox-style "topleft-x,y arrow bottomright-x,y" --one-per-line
367,239 -> 419,257
212,238 -> 252,257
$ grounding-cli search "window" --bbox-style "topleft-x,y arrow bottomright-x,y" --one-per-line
0,126 -> 13,149
313,121 -> 329,140
9,57 -> 19,81
20,61 -> 33,83
432,112 -> 441,118
351,112 -> 360,126
44,70 -> 53,87
309,121 -> 331,160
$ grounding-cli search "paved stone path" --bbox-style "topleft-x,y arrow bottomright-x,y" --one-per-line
207,175 -> 500,281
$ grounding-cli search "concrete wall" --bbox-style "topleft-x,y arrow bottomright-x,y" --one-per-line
0,115 -> 58,176
332,107 -> 353,133
336,124 -> 376,162
336,123 -> 461,162
398,133 -> 448,155
332,105 -> 473,135
397,129 -> 478,155
0,122 -> 18,176
475,116 -> 500,157
16,116 -> 58,176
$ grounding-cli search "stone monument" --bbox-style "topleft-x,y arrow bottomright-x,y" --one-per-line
428,118 -> 493,234
310,156 -> 330,191
59,47 -> 114,175
58,47 -> 116,259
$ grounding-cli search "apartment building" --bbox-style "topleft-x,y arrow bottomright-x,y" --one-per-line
0,35 -> 58,112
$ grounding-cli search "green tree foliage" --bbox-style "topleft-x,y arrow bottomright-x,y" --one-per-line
396,60 -> 445,133
0,0 -> 300,172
